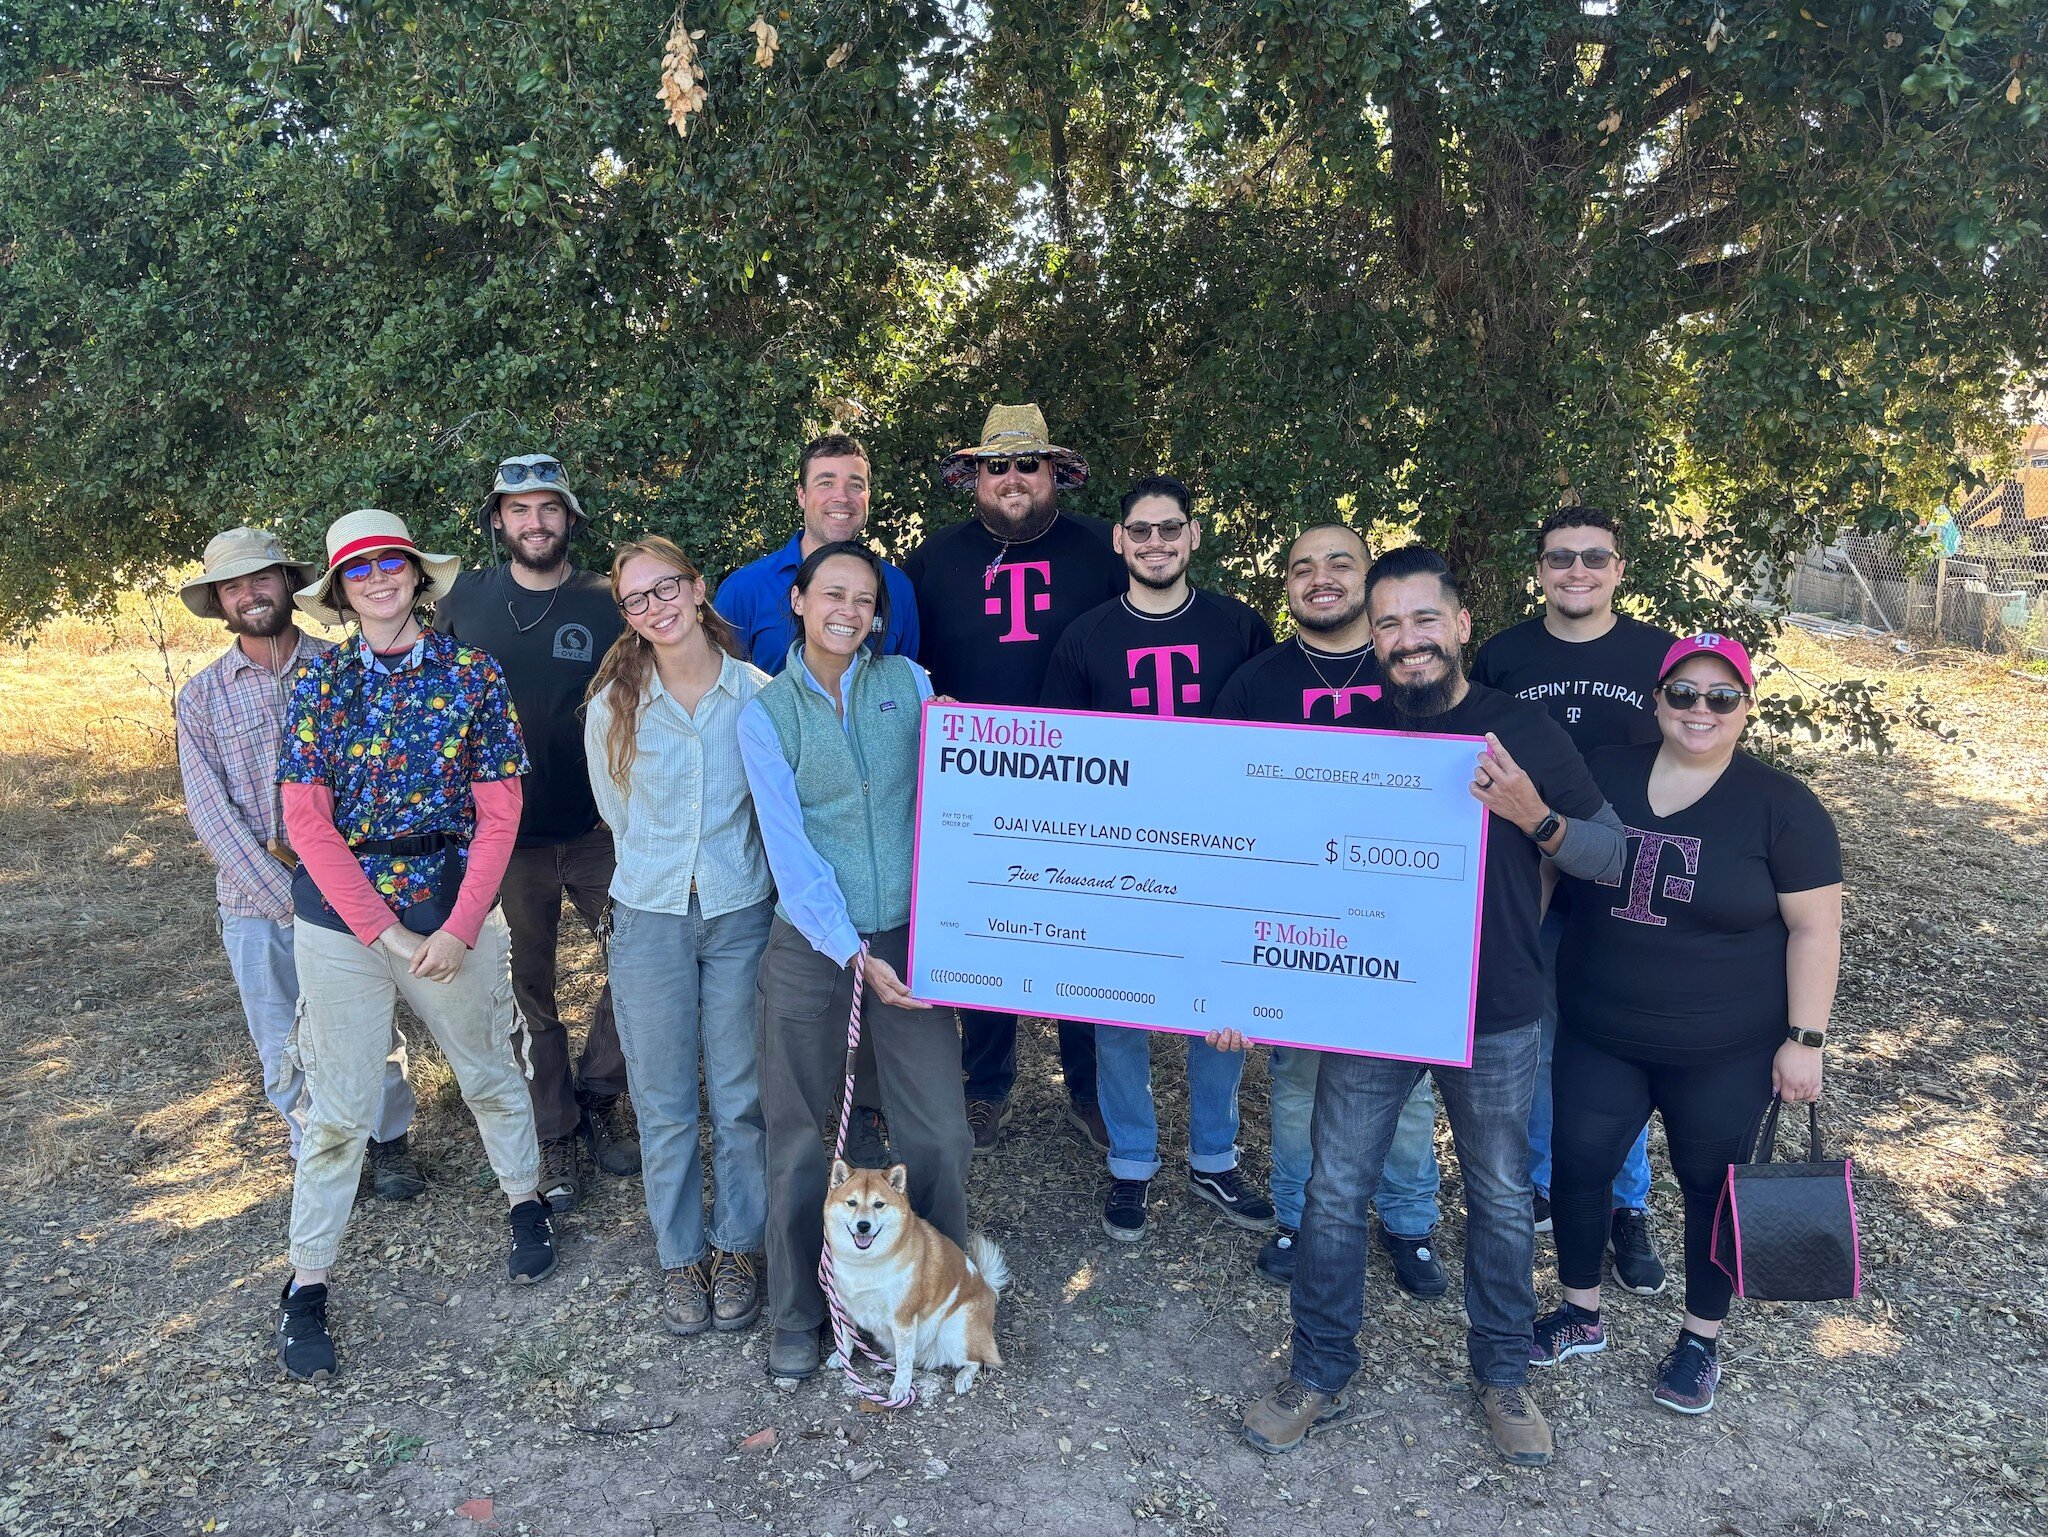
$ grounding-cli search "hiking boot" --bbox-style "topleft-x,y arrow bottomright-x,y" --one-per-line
1064,1100 -> 1110,1153
1255,1224 -> 1300,1288
841,1105 -> 891,1170
1530,1303 -> 1607,1367
1532,1192 -> 1552,1234
538,1136 -> 581,1214
965,1098 -> 1011,1156
662,1262 -> 713,1336
1102,1178 -> 1150,1243
583,1095 -> 642,1178
1241,1377 -> 1352,1455
1608,1207 -> 1669,1296
1475,1383 -> 1553,1466
768,1326 -> 822,1380
366,1135 -> 426,1202
506,1197 -> 558,1284
710,1250 -> 763,1332
1653,1335 -> 1722,1415
275,1281 -> 337,1384
1188,1165 -> 1276,1231
1377,1222 -> 1448,1299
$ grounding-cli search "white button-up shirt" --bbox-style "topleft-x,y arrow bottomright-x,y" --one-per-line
584,651 -> 773,919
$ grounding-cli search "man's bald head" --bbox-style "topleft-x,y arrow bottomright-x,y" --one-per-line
1285,523 -> 1372,640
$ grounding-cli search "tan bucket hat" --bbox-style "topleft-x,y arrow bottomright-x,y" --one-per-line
178,527 -> 321,619
939,402 -> 1090,491
293,509 -> 461,627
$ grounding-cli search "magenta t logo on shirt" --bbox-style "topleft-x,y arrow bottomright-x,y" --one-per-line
1599,826 -> 1702,926
1127,644 -> 1201,714
1300,684 -> 1382,720
983,561 -> 1054,642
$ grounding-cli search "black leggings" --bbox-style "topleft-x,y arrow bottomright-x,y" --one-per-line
1550,1030 -> 1774,1322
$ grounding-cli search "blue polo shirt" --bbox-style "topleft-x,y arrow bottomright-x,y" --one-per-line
712,531 -> 921,674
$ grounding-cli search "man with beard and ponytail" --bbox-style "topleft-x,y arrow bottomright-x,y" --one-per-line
1242,544 -> 1625,1469
176,528 -> 422,1195
435,454 -> 634,1213
1210,524 -> 1447,1296
1040,475 -> 1276,1246
904,403 -> 1125,1157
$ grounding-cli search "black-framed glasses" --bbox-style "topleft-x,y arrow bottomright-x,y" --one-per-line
977,456 -> 1042,477
340,555 -> 411,584
498,458 -> 564,486
1660,681 -> 1750,714
619,573 -> 691,616
1122,517 -> 1189,543
1541,547 -> 1617,570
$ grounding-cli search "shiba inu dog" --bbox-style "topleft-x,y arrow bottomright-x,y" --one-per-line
822,1159 -> 1009,1400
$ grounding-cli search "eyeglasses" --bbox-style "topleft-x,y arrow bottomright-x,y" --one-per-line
1541,547 -> 1617,570
1659,681 -> 1750,714
619,573 -> 691,616
498,458 -> 564,486
977,456 -> 1042,478
340,555 -> 412,583
1122,518 -> 1189,543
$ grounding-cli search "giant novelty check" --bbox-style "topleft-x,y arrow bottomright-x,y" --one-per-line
908,703 -> 1490,1066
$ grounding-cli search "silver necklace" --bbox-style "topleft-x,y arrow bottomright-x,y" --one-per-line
507,568 -> 569,634
1297,634 -> 1372,694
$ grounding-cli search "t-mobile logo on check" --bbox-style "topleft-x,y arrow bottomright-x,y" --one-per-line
983,561 -> 1053,642
1599,827 -> 1702,926
1128,645 -> 1201,715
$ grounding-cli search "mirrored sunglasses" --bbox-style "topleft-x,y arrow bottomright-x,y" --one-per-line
978,456 -> 1042,477
340,554 -> 412,584
498,458 -> 564,486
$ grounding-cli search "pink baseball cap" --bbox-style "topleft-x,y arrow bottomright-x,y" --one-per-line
1658,633 -> 1756,690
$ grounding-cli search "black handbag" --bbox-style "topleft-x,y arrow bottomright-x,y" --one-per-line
1711,1095 -> 1862,1302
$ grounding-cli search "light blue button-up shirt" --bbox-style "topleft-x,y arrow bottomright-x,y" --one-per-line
737,646 -> 934,964
584,651 -> 774,919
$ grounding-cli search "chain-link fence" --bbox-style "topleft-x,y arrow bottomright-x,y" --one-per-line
1785,527 -> 2048,658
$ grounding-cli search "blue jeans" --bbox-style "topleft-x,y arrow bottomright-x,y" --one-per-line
1290,1023 -> 1541,1391
1270,1047 -> 1439,1237
1095,1025 -> 1244,1180
607,897 -> 774,1269
1530,907 -> 1650,1207
959,1008 -> 1097,1108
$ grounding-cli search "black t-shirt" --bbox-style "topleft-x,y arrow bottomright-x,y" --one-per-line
434,566 -> 623,845
1359,683 -> 1609,1035
903,512 -> 1125,705
1213,637 -> 1384,725
1470,614 -> 1677,754
1039,590 -> 1275,717
1559,744 -> 1843,1064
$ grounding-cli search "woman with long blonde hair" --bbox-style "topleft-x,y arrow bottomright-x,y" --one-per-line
584,537 -> 776,1338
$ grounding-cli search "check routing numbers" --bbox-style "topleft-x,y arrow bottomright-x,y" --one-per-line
910,704 -> 1487,1065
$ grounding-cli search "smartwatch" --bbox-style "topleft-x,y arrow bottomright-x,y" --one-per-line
1531,811 -> 1562,844
1785,1026 -> 1827,1049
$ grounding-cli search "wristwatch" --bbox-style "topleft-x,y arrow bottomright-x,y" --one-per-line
1531,811 -> 1562,844
1785,1026 -> 1827,1049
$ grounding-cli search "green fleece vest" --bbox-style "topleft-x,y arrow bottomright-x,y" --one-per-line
753,648 -> 923,935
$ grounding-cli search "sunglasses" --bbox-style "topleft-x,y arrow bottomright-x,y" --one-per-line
619,573 -> 692,616
339,554 -> 412,583
498,458 -> 564,486
977,456 -> 1042,477
1541,547 -> 1617,570
1122,517 -> 1189,543
1660,681 -> 1750,714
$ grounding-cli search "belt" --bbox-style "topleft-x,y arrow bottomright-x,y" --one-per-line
349,832 -> 464,858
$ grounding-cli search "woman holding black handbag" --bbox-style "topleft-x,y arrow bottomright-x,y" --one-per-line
1531,634 -> 1842,1414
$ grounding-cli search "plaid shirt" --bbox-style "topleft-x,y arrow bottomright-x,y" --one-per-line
176,633 -> 334,921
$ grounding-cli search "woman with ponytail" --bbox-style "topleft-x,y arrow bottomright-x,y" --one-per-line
584,537 -> 775,1338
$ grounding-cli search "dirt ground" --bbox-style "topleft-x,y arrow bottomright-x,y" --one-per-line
2,607 -> 2044,1537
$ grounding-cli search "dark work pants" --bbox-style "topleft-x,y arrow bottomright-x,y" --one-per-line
959,1008 -> 1098,1108
497,826 -> 628,1142
1549,1029 -> 1775,1323
757,920 -> 971,1334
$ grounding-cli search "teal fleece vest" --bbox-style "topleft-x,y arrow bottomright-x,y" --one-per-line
753,648 -> 923,935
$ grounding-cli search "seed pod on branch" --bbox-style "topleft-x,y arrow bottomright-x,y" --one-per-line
657,11 -> 709,139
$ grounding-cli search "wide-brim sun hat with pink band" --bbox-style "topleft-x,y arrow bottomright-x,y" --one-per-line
1657,632 -> 1757,691
293,508 -> 462,627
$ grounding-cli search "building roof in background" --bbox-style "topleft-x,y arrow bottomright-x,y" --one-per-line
1962,423 -> 2048,530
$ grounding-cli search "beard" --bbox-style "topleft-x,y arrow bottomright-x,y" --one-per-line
1129,560 -> 1188,592
225,600 -> 295,639
974,482 -> 1058,539
1381,646 -> 1462,718
505,528 -> 570,574
1293,590 -> 1367,634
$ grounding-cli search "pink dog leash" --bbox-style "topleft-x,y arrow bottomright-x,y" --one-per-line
817,941 -> 916,1409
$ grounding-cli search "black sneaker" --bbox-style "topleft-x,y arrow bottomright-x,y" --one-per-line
1102,1178 -> 1150,1243
1255,1224 -> 1299,1287
1376,1222 -> 1448,1299
1532,1192 -> 1552,1234
582,1095 -> 642,1177
1654,1335 -> 1722,1415
366,1135 -> 425,1202
1608,1207 -> 1669,1296
538,1136 -> 581,1214
841,1105 -> 892,1170
507,1197 -> 558,1284
1187,1166 -> 1276,1231
276,1281 -> 337,1383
